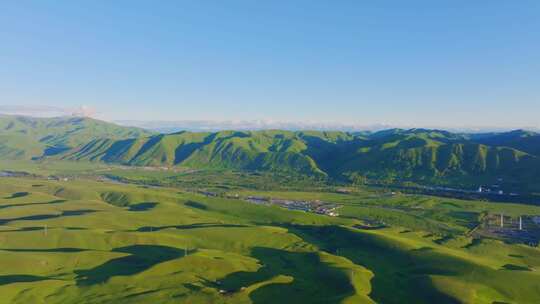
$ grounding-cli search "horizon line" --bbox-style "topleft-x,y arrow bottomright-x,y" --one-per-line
0,112 -> 538,134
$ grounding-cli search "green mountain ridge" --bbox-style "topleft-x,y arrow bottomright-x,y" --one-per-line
60,130 -> 331,176
0,115 -> 153,160
1,115 -> 539,191
59,125 -> 540,191
471,130 -> 540,157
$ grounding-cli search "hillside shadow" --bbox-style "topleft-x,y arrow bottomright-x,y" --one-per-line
43,145 -> 71,156
0,227 -> 43,233
434,235 -> 454,245
462,238 -> 482,249
299,134 -> 341,160
100,192 -> 130,207
396,137 -> 429,149
184,201 -> 208,210
65,227 -> 89,230
501,264 -> 532,271
174,132 -> 242,164
213,247 -> 354,304
4,192 -> 29,199
128,202 -> 158,211
0,248 -> 87,253
128,135 -> 164,163
0,275 -> 50,285
0,209 -> 97,225
283,224 -> 462,304
136,222 -> 247,232
175,142 -> 207,164
0,199 -> 66,210
63,210 -> 97,216
75,245 -> 187,285
102,138 -> 137,162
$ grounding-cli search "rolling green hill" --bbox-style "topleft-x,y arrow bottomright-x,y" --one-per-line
1,115 -> 539,191
60,130 -> 334,177
319,131 -> 540,188
471,130 -> 540,157
0,115 -> 153,160
58,127 -> 540,190
0,176 -> 539,303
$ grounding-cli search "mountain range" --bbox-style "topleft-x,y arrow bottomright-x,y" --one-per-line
1,115 -> 539,191
0,115 -> 152,159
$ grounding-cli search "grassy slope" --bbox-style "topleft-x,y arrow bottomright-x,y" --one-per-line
57,128 -> 540,191
1,116 -> 539,191
61,130 -> 332,177
0,115 -> 153,160
323,132 -> 537,178
472,130 -> 540,157
0,177 -> 538,303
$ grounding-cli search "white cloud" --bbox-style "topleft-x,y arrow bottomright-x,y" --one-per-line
70,105 -> 97,117
0,105 -> 97,118
115,119 -> 395,133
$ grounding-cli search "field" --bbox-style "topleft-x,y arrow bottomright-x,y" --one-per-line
0,164 -> 539,303
3,3 -> 540,303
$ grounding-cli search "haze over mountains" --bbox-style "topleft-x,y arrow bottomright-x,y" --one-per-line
2,114 -> 540,191
115,119 -> 540,134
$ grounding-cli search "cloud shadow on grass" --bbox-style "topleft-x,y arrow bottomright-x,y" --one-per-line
0,209 -> 97,225
135,222 -> 248,232
0,275 -> 50,285
4,192 -> 29,199
128,202 -> 158,211
0,199 -> 66,210
75,245 -> 188,285
214,247 -> 355,304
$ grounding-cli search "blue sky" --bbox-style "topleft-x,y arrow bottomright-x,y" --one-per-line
0,1 -> 539,129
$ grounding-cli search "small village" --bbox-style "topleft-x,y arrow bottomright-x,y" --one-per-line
195,190 -> 341,217
244,196 -> 340,217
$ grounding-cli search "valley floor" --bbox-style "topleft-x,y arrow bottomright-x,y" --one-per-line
0,174 -> 539,303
